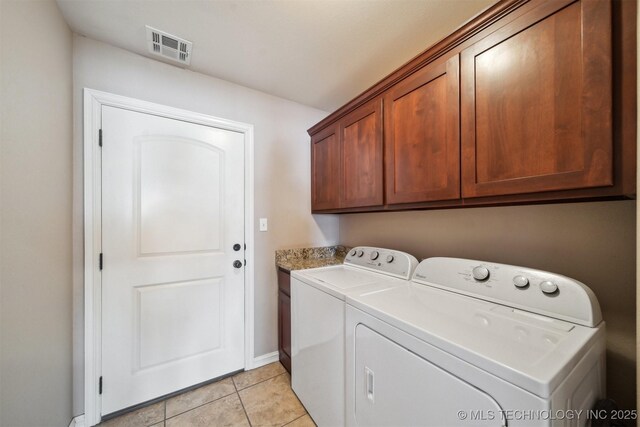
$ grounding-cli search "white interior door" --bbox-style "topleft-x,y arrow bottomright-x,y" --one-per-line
101,105 -> 245,415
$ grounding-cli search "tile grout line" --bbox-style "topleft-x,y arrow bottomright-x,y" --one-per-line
232,374 -> 253,426
281,413 -> 308,427
235,369 -> 288,393
237,393 -> 253,426
163,367 -> 285,423
163,389 -> 238,422
242,372 -> 306,427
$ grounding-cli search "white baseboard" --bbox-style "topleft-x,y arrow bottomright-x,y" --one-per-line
251,351 -> 279,369
69,414 -> 85,427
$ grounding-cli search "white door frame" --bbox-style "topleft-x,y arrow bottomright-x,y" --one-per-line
83,88 -> 255,426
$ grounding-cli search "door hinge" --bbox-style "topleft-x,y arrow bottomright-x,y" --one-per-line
99,253 -> 103,271
98,129 -> 103,147
99,376 -> 103,395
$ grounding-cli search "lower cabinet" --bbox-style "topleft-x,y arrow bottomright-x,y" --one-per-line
277,268 -> 292,373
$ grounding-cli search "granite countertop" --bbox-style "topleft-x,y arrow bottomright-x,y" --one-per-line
275,245 -> 350,273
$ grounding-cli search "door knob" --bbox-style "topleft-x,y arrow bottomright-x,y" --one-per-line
233,243 -> 242,251
233,260 -> 243,269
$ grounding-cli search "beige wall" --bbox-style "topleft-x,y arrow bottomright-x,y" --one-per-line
0,0 -> 74,426
341,200 -> 636,409
71,36 -> 339,415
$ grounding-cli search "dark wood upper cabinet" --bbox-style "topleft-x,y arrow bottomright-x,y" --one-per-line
308,0 -> 634,213
385,55 -> 460,204
461,0 -> 613,198
311,123 -> 340,210
339,99 -> 384,208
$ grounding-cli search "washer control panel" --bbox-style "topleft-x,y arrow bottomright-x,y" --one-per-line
345,247 -> 418,280
412,257 -> 602,327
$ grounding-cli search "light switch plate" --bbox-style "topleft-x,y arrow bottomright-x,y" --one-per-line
259,218 -> 268,232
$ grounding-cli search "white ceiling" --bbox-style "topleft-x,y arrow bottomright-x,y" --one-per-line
56,0 -> 496,111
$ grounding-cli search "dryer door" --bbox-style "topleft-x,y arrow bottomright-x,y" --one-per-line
354,324 -> 505,426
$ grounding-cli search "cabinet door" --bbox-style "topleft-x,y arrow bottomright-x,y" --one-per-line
385,55 -> 460,204
311,123 -> 340,210
278,291 -> 291,372
277,267 -> 291,296
339,99 -> 384,208
461,0 -> 612,198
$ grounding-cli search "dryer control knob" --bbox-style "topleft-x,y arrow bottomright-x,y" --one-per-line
350,249 -> 357,256
357,250 -> 364,257
513,275 -> 529,288
540,281 -> 558,294
386,255 -> 394,263
472,266 -> 490,281
370,251 -> 379,260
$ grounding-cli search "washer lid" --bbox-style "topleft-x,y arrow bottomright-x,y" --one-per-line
347,283 -> 605,398
304,267 -> 380,289
292,265 -> 405,300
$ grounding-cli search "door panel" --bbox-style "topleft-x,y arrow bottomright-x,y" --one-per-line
101,106 -> 245,415
354,324 -> 503,426
311,124 -> 340,210
340,99 -> 383,208
385,55 -> 460,204
138,137 -> 223,255
461,0 -> 612,197
135,278 -> 223,370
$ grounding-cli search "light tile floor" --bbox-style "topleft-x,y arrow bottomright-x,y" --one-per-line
99,362 -> 315,427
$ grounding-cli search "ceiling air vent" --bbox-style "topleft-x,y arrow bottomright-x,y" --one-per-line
146,26 -> 192,65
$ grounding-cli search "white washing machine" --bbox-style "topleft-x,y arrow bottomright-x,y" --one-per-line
291,246 -> 418,427
345,257 -> 606,427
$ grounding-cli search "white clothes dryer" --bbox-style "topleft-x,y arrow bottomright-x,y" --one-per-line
291,247 -> 418,427
345,257 -> 606,427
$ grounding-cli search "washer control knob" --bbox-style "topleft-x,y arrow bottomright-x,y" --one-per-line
357,250 -> 364,257
513,275 -> 529,288
472,266 -> 490,281
350,249 -> 357,256
386,255 -> 394,263
540,281 -> 559,294
370,251 -> 379,260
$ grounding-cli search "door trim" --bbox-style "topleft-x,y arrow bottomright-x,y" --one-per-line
83,88 -> 255,426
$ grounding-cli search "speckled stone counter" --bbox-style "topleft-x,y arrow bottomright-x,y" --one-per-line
275,245 -> 350,272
